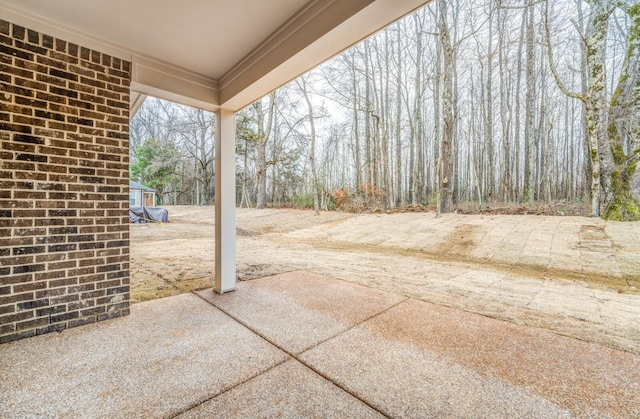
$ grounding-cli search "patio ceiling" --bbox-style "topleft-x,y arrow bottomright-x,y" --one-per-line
0,0 -> 431,112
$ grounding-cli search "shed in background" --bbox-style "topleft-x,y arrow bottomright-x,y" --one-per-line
129,180 -> 156,208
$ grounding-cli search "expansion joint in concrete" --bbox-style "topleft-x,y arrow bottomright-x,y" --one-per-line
189,290 -> 402,418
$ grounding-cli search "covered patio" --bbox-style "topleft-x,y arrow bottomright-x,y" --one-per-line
0,0 -> 431,340
2,1 -> 640,416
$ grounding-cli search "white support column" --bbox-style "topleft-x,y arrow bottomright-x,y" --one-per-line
214,108 -> 236,294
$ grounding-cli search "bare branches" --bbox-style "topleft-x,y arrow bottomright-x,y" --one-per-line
544,0 -> 586,101
129,0 -> 638,215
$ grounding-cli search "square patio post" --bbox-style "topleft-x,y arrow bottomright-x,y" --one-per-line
214,109 -> 236,293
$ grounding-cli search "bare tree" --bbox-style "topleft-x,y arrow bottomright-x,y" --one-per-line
296,76 -> 320,215
546,0 -> 640,219
438,0 -> 456,212
251,92 -> 276,209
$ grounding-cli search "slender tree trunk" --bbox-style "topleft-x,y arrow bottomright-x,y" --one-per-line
351,53 -> 362,190
298,78 -> 320,215
439,0 -> 455,212
576,0 -> 592,201
545,0 -> 608,216
536,46 -> 548,201
410,12 -> 424,205
433,11 -> 442,200
514,2 -> 526,201
364,41 -> 373,195
241,142 -> 251,208
524,0 -> 537,203
395,25 -> 403,207
485,4 -> 495,202
382,32 -> 392,210
255,92 -> 276,209
498,4 -> 512,203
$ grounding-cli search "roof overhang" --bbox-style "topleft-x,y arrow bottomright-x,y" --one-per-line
0,0 -> 431,112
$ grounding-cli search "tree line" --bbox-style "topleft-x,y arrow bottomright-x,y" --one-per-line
130,0 -> 640,220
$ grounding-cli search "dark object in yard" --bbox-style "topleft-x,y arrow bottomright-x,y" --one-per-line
130,206 -> 169,223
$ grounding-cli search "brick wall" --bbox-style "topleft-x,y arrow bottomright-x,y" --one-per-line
0,19 -> 131,343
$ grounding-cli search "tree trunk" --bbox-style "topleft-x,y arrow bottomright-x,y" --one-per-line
395,24 -> 403,207
513,2 -> 526,201
255,92 -> 276,209
351,51 -> 362,190
438,0 -> 455,212
298,78 -> 320,215
586,1 -> 615,215
603,2 -> 640,220
498,4 -> 512,202
546,1 -> 600,215
485,4 -> 495,202
433,7 -> 442,201
409,12 -> 424,205
524,0 -> 537,203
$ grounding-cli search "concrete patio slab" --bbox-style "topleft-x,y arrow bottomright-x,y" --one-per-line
196,271 -> 407,354
2,271 -> 639,418
300,298 -> 640,418
179,359 -> 384,418
0,293 -> 288,418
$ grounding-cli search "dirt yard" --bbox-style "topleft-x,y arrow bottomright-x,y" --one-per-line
130,205 -> 640,354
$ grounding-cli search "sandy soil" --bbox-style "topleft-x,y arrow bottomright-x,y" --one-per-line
130,205 -> 640,354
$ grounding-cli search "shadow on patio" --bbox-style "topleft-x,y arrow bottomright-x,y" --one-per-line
1,271 -> 639,418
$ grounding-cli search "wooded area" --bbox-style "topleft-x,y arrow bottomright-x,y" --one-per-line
130,0 -> 640,220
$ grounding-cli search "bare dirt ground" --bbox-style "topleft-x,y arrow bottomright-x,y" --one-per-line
130,205 -> 640,354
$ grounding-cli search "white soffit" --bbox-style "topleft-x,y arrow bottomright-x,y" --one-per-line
0,0 -> 431,111
0,0 -> 308,79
